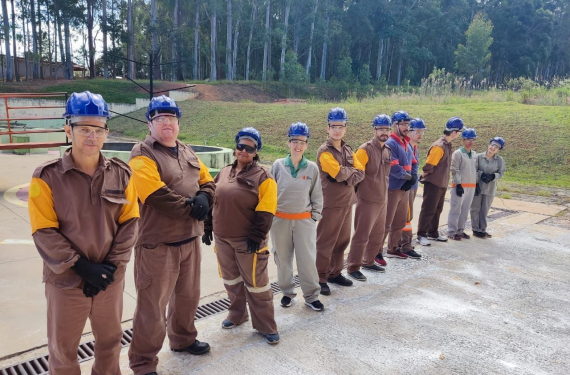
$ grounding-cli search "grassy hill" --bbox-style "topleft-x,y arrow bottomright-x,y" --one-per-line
109,94 -> 570,191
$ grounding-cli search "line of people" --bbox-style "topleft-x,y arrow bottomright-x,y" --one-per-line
28,91 -> 505,375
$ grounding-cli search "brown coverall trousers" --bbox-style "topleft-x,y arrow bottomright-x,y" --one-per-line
214,235 -> 277,335
45,278 -> 124,375
316,206 -> 352,282
399,188 -> 417,251
128,241 -> 201,375
347,198 -> 387,272
383,189 -> 410,252
417,182 -> 447,238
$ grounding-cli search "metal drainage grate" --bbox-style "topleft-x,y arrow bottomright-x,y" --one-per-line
1,277 -> 300,375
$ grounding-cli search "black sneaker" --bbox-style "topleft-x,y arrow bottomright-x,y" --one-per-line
280,296 -> 292,307
483,232 -> 493,238
362,264 -> 386,273
305,300 -> 324,311
405,250 -> 422,259
473,231 -> 487,238
319,282 -> 331,295
347,270 -> 367,281
327,274 -> 353,287
171,340 -> 211,355
144,373 -> 157,375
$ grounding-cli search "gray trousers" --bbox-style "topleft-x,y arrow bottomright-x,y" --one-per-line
447,186 -> 476,236
470,194 -> 494,232
271,217 -> 320,303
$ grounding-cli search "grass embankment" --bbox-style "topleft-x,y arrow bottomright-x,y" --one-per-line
0,79 -> 154,104
110,95 -> 570,190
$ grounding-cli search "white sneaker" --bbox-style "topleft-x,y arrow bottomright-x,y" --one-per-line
427,235 -> 448,242
416,236 -> 431,246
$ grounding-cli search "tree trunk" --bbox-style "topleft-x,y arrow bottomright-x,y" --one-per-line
1,0 -> 13,81
376,38 -> 384,80
396,44 -> 402,86
193,2 -> 199,80
10,0 -> 18,81
127,0 -> 134,79
102,0 -> 108,78
305,0 -> 318,81
232,19 -> 240,80
245,0 -> 256,81
279,0 -> 291,81
86,0 -> 95,78
151,0 -> 161,80
38,0 -> 43,79
47,2 -> 52,79
226,0 -> 232,80
210,11 -> 217,81
55,1 -> 66,79
30,0 -> 39,79
319,0 -> 329,81
262,0 -> 270,82
64,19 -> 73,79
172,0 -> 179,81
267,9 -> 272,79
293,0 -> 300,54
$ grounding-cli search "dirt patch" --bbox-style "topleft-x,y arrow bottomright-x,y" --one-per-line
189,84 -> 282,103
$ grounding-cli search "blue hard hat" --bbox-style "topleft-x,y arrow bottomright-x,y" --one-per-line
462,128 -> 477,139
410,118 -> 426,130
63,91 -> 110,119
288,122 -> 310,138
391,110 -> 411,124
236,127 -> 262,150
328,107 -> 348,123
490,136 -> 505,150
146,95 -> 182,121
445,117 -> 464,131
372,114 -> 392,127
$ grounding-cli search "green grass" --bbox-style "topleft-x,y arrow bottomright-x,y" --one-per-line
0,78 -> 154,104
109,93 -> 570,190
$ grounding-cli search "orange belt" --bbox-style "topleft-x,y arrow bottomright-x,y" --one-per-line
275,211 -> 312,220
450,183 -> 476,188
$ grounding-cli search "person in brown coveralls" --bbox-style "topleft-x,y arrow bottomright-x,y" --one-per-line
28,91 -> 139,375
316,107 -> 365,295
346,114 -> 392,281
202,127 -> 280,345
128,96 -> 215,375
416,117 -> 464,246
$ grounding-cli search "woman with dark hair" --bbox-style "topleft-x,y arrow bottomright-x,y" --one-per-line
471,137 -> 506,238
202,127 -> 280,344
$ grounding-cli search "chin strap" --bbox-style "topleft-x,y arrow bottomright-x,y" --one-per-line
149,121 -> 164,142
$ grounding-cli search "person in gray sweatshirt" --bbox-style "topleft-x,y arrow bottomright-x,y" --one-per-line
447,128 -> 479,240
270,122 -> 325,312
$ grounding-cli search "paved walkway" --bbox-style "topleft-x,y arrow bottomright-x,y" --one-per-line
0,151 -> 568,374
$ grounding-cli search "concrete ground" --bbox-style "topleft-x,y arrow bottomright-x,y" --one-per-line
0,151 -> 569,374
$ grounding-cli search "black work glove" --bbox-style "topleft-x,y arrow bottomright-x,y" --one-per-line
202,229 -> 213,246
83,281 -> 101,298
246,238 -> 260,253
400,180 -> 413,191
480,173 -> 489,183
486,173 -> 496,182
186,193 -> 210,221
72,257 -> 115,291
475,184 -> 481,196
410,173 -> 418,185
326,175 -> 337,183
456,183 -> 464,197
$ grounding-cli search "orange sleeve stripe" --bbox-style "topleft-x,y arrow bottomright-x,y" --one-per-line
128,156 -> 166,204
198,158 -> 214,185
355,149 -> 369,170
28,177 -> 59,234
352,152 -> 365,171
118,177 -> 140,224
425,146 -> 444,166
391,159 -> 399,166
319,152 -> 341,178
256,178 -> 277,214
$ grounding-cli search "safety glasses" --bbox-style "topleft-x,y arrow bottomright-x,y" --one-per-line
152,115 -> 178,125
289,139 -> 308,145
236,143 -> 257,154
71,125 -> 109,138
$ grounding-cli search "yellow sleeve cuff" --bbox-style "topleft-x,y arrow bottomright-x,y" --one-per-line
28,177 -> 59,234
319,152 -> 341,178
129,156 -> 166,203
256,178 -> 277,214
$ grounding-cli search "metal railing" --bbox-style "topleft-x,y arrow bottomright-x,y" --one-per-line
0,92 -> 69,151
